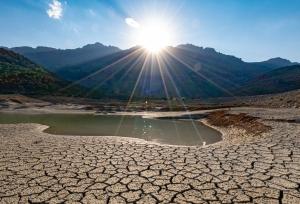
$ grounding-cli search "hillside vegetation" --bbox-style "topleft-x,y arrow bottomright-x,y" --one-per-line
0,48 -> 84,96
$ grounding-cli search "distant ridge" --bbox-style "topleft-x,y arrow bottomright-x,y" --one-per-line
10,42 -> 121,71
252,57 -> 299,69
236,65 -> 300,95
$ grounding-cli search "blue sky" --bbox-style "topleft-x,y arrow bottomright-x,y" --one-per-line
0,0 -> 300,62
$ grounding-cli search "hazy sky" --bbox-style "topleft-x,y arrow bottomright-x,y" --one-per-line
1,0 -> 300,62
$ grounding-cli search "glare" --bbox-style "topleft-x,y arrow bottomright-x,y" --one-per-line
137,21 -> 172,53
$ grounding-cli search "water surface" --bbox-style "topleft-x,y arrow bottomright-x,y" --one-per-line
0,113 -> 222,146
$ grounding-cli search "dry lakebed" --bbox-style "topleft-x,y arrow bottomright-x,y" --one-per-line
0,107 -> 299,203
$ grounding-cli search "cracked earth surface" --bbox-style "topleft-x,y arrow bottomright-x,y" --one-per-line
0,108 -> 299,203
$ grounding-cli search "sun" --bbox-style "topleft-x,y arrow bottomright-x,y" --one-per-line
137,21 -> 172,53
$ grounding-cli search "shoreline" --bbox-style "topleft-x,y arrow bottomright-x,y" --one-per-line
1,105 -> 298,147
1,106 -> 298,147
0,107 -> 223,148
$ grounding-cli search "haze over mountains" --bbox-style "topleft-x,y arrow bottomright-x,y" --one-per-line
2,43 -> 300,99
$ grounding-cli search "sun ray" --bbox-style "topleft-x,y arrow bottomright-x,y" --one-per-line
164,49 -> 239,99
114,54 -> 152,136
155,55 -> 171,104
164,46 -> 249,101
157,54 -> 205,143
84,50 -> 147,98
59,47 -> 143,93
155,54 -> 181,140
118,51 -> 148,82
175,46 -> 244,90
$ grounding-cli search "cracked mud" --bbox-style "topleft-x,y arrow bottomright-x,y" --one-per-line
0,108 -> 299,203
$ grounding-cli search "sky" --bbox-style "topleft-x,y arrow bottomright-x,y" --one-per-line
0,0 -> 300,62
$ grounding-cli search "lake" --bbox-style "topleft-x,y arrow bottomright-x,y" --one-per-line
0,113 -> 222,146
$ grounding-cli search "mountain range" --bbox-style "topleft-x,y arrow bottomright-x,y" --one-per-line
2,43 -> 300,99
10,43 -> 120,71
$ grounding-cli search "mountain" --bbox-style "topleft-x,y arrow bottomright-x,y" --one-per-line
55,44 -> 297,99
169,44 -> 273,85
4,43 -> 298,99
55,46 -> 229,98
10,43 -> 121,71
51,44 -> 284,98
0,48 -> 83,96
236,65 -> 300,96
252,57 -> 299,69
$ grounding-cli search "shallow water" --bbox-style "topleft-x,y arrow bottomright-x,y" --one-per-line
0,113 -> 222,146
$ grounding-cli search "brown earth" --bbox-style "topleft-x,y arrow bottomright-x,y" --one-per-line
206,110 -> 272,135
